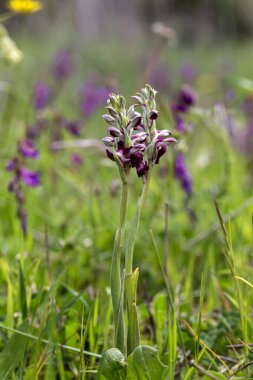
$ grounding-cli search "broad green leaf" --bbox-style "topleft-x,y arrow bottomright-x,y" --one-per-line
0,321 -> 28,379
97,348 -> 127,380
126,345 -> 169,380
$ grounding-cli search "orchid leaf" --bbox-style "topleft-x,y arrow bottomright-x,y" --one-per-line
126,345 -> 169,380
97,348 -> 127,380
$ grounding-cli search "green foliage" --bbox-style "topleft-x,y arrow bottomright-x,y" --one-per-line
126,345 -> 169,380
98,345 -> 169,380
98,348 -> 127,380
1,15 -> 253,379
0,321 -> 28,379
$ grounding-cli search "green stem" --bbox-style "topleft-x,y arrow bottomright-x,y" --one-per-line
125,168 -> 152,355
110,179 -> 128,354
125,169 -> 152,276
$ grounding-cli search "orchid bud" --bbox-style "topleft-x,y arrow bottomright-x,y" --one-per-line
149,110 -> 158,120
157,129 -> 172,137
107,126 -> 123,138
128,114 -> 142,129
103,114 -> 115,124
102,137 -> 115,147
132,95 -> 144,106
109,94 -> 120,109
119,95 -> 126,109
132,132 -> 147,144
106,106 -> 118,118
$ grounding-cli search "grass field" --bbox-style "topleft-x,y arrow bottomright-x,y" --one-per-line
0,13 -> 253,379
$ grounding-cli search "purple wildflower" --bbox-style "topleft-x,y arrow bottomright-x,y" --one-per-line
20,168 -> 40,187
34,83 -> 51,111
172,85 -> 196,132
52,49 -> 72,83
174,153 -> 193,197
6,140 -> 40,237
18,140 -> 39,159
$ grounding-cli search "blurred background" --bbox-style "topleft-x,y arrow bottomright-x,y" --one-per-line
5,0 -> 253,43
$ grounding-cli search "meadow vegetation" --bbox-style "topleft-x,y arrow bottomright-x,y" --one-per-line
0,2 -> 253,379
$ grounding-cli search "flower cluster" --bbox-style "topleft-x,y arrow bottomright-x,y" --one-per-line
172,85 -> 196,132
103,85 -> 176,179
7,140 -> 40,236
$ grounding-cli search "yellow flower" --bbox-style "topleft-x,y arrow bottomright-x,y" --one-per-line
7,0 -> 43,14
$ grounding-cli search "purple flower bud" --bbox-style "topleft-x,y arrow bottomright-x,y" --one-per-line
136,160 -> 149,177
149,110 -> 158,120
152,133 -> 176,164
128,114 -> 142,129
20,168 -> 40,187
103,137 -> 115,147
156,129 -> 172,138
19,140 -> 39,159
132,95 -> 144,106
132,132 -> 147,144
103,114 -> 115,124
53,49 -> 72,83
107,126 -> 123,138
34,83 -> 51,111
